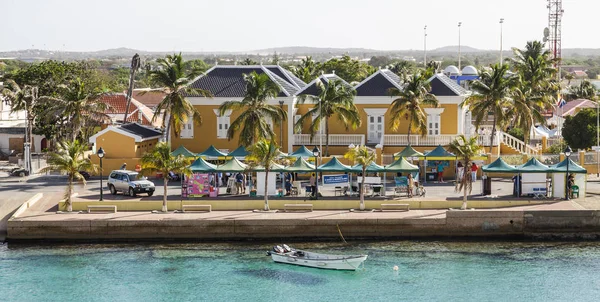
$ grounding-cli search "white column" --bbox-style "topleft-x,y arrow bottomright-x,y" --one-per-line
287,97 -> 295,153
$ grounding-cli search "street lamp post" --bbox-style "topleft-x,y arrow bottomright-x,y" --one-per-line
424,25 -> 428,66
97,147 -> 105,201
312,146 -> 320,200
458,22 -> 462,70
499,18 -> 504,65
564,145 -> 572,200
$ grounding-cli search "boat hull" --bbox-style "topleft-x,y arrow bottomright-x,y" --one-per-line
270,251 -> 367,271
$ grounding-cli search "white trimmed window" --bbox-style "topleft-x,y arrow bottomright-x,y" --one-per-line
214,109 -> 231,139
180,115 -> 194,139
425,108 -> 445,136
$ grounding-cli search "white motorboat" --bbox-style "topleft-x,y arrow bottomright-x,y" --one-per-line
267,245 -> 367,271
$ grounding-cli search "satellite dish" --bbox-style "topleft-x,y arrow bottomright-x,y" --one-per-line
543,27 -> 550,38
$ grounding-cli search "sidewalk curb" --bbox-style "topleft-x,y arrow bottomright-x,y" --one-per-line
10,193 -> 43,219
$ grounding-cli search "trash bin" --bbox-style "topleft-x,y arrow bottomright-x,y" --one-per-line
512,175 -> 522,197
482,175 -> 492,195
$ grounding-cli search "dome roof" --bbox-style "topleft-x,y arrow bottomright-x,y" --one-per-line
462,65 -> 478,75
444,65 -> 460,75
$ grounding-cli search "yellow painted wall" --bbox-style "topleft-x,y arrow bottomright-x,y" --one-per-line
171,105 -> 290,153
95,131 -> 136,158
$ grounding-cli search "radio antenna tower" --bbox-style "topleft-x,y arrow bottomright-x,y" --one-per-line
546,0 -> 564,66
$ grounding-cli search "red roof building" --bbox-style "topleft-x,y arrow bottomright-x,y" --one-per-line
98,93 -> 162,127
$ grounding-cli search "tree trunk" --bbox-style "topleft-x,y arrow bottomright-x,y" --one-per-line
490,116 -> 497,154
264,170 -> 270,211
66,175 -> 73,212
162,177 -> 168,212
165,115 -> 172,145
407,115 -> 413,145
461,183 -> 468,210
359,167 -> 366,210
325,117 -> 329,156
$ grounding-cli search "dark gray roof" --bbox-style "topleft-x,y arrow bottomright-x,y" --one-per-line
428,73 -> 469,96
264,66 -> 307,89
355,69 -> 403,97
295,74 -> 352,96
188,66 -> 300,98
120,123 -> 162,138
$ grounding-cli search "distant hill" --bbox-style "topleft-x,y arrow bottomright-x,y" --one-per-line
431,45 -> 483,53
251,46 -> 379,55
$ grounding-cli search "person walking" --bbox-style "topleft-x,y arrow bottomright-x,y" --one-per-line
471,162 -> 478,182
284,173 -> 292,196
309,173 -> 316,197
457,161 -> 464,181
235,173 -> 243,194
437,161 -> 445,183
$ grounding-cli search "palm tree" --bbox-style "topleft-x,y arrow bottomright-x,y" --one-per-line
147,53 -> 213,142
566,80 -> 598,101
41,79 -> 110,141
508,85 -> 548,144
140,142 -> 191,212
461,64 -> 518,153
240,58 -> 258,65
447,135 -> 483,210
40,140 -> 98,212
344,146 -> 376,211
290,56 -> 320,83
219,71 -> 287,146
388,72 -> 439,145
1,80 -> 39,158
295,79 -> 360,156
388,60 -> 415,80
247,139 -> 280,211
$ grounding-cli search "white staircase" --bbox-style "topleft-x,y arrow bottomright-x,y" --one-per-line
497,131 -> 540,156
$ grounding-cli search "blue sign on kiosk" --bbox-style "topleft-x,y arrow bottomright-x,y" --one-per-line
323,174 -> 349,185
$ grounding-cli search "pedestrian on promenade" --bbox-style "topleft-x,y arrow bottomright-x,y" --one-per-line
471,163 -> 478,182
437,161 -> 445,183
407,173 -> 414,197
235,173 -> 243,194
242,173 -> 247,194
309,173 -> 316,197
457,161 -> 464,181
284,173 -> 292,196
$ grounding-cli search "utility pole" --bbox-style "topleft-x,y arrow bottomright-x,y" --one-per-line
424,25 -> 428,66
123,53 -> 141,124
458,22 -> 462,70
499,18 -> 504,65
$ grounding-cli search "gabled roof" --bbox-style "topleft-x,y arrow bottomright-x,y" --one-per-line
189,157 -> 217,172
318,157 -> 352,172
427,73 -> 469,96
188,65 -> 303,98
290,145 -> 315,158
424,145 -> 455,159
88,123 -> 162,144
516,158 -> 550,173
295,74 -> 353,96
131,89 -> 166,109
218,157 -> 248,172
98,93 -> 161,127
198,145 -> 228,158
549,158 -> 587,173
482,158 -> 517,173
394,145 -> 424,158
286,157 -> 315,172
561,99 -> 596,117
227,146 -> 249,158
354,69 -> 403,97
264,65 -> 307,89
384,157 -> 419,172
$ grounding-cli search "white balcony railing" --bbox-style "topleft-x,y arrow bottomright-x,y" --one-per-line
383,134 -> 458,146
498,131 -> 540,156
293,134 -> 365,146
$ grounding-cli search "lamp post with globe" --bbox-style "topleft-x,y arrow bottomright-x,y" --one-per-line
312,146 -> 320,200
97,147 -> 105,201
564,145 -> 572,200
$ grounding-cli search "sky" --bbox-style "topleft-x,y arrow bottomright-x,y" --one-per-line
0,0 -> 594,52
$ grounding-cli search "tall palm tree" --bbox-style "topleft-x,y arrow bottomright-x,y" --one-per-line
290,56 -> 320,83
140,142 -> 191,212
40,140 -> 99,212
40,79 -> 110,141
295,79 -> 360,156
447,135 -> 483,210
247,139 -> 280,211
219,71 -> 287,146
566,80 -> 598,101
1,80 -> 39,154
344,146 -> 376,211
508,84 -> 547,144
461,64 -> 518,153
147,53 -> 213,142
240,58 -> 258,65
388,72 -> 439,144
388,60 -> 415,81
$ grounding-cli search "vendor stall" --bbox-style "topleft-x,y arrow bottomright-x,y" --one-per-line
481,157 -> 518,196
198,145 -> 228,160
516,158 -> 550,198
186,158 -> 218,198
384,157 -> 420,197
423,145 -> 455,183
171,145 -> 197,158
549,158 -> 587,199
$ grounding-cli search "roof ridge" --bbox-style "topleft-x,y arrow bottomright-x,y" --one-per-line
261,66 -> 292,97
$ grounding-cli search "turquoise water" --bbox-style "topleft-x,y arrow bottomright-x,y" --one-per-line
1,241 -> 600,302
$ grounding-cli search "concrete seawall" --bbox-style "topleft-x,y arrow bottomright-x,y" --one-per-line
8,210 -> 600,241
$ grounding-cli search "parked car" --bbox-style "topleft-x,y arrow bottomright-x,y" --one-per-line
79,171 -> 91,180
10,167 -> 29,177
107,170 -> 155,197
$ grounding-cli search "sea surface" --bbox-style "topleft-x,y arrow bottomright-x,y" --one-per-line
1,240 -> 599,302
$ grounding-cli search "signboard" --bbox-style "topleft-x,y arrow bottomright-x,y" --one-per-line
186,173 -> 211,197
323,174 -> 349,186
592,146 -> 600,151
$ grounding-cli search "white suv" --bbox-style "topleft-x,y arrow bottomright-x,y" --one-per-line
107,170 -> 155,197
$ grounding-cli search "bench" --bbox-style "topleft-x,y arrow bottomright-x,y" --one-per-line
182,205 -> 212,212
380,203 -> 410,211
87,205 -> 117,213
284,204 -> 313,212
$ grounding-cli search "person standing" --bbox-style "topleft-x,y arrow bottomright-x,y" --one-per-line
457,161 -> 464,181
471,162 -> 478,182
235,173 -> 243,194
407,173 -> 414,197
437,161 -> 445,183
242,173 -> 247,194
284,173 -> 292,196
309,173 -> 316,197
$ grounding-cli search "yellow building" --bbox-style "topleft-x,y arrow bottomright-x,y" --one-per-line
88,123 -> 162,175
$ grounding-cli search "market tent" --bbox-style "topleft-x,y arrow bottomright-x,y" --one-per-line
423,145 -> 455,160
227,146 -> 248,159
253,163 -> 287,172
217,157 -> 248,172
549,158 -> 587,173
318,157 -> 352,172
189,157 -> 217,172
198,145 -> 227,159
482,158 -> 517,173
516,158 -> 550,173
171,145 -> 197,158
290,145 -> 315,158
350,162 -> 386,173
384,157 -> 419,172
394,145 -> 424,159
286,157 -> 315,172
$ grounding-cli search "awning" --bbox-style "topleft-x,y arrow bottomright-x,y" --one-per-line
198,145 -> 227,159
318,157 -> 352,172
516,158 -> 550,173
290,145 -> 316,158
549,158 -> 587,174
424,145 -> 456,160
217,157 -> 248,172
350,162 -> 386,173
482,158 -> 517,173
171,145 -> 196,158
384,157 -> 419,172
189,157 -> 217,172
286,157 -> 315,172
227,146 -> 248,159
394,145 -> 424,159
